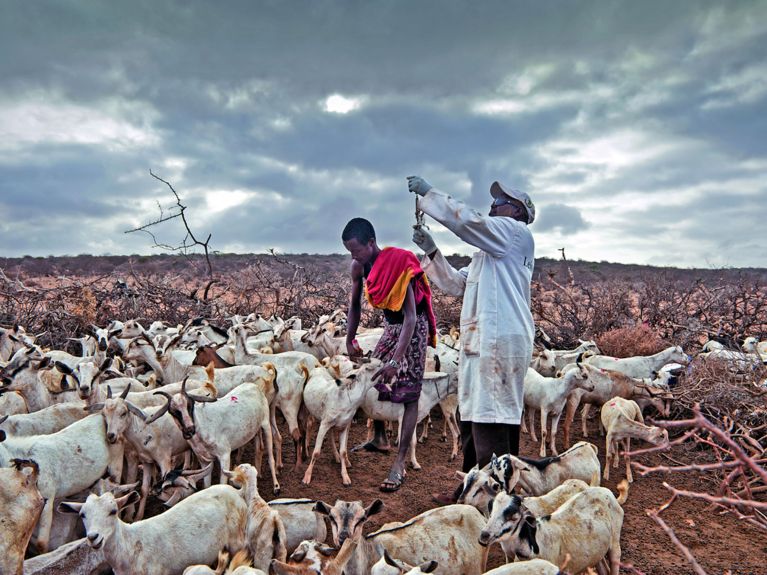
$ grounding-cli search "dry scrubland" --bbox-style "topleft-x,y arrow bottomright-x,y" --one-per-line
1,253 -> 766,574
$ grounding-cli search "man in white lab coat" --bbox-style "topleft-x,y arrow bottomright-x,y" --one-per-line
407,175 -> 535,504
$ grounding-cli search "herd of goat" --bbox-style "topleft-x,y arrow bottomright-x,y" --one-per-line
0,313 -> 765,575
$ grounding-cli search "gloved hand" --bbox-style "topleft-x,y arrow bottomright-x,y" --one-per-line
407,175 -> 433,196
412,228 -> 437,255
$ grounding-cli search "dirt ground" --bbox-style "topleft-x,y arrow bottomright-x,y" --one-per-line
253,411 -> 765,575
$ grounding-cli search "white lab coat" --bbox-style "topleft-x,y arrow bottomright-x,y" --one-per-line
418,188 -> 535,424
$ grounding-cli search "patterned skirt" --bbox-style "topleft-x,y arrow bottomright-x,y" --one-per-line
372,312 -> 429,404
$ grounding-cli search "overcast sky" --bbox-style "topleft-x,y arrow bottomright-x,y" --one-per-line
1,1 -> 765,268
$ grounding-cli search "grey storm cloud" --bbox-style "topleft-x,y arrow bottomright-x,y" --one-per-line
534,204 -> 589,235
0,0 -> 765,267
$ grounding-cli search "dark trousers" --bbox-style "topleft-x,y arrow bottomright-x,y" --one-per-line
460,421 -> 521,472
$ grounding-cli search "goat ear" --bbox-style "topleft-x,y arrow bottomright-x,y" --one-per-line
318,544 -> 335,557
54,361 -> 73,375
455,471 -> 467,480
57,501 -> 83,514
312,501 -> 332,516
383,550 -> 398,567
98,356 -> 112,373
365,498 -> 384,518
289,546 -> 307,562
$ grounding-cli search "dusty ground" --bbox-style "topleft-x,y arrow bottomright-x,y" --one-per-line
252,411 -> 765,575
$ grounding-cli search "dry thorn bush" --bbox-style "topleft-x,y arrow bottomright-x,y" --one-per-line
596,324 -> 670,358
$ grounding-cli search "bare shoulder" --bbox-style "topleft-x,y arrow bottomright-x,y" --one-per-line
349,259 -> 364,279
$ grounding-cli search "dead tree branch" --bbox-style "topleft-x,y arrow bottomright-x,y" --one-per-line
124,170 -> 214,277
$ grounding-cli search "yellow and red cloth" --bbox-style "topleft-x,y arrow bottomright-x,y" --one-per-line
364,247 -> 438,347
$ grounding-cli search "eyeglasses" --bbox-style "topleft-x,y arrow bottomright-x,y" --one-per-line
492,197 -> 519,208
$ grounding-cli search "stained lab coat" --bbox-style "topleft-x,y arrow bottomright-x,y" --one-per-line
418,188 -> 535,424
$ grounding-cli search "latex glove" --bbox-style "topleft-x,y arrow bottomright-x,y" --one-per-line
407,175 -> 433,196
413,228 -> 437,255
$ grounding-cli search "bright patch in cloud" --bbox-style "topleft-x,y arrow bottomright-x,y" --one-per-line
324,94 -> 362,114
205,190 -> 252,213
0,94 -> 159,152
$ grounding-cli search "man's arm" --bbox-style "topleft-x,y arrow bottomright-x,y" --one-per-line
418,188 -> 517,257
345,260 -> 364,357
413,228 -> 469,296
420,251 -> 469,297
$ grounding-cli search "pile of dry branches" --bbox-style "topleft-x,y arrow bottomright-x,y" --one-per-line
532,264 -> 767,351
630,405 -> 766,575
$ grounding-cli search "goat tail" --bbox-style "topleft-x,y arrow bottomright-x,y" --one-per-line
260,361 -> 279,397
225,549 -> 253,573
299,364 -> 311,386
262,362 -> 277,384
616,479 -> 629,505
214,548 -> 231,575
273,514 -> 288,562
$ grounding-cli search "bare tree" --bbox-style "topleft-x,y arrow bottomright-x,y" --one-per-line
125,170 -> 215,278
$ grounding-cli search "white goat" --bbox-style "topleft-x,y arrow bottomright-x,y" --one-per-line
585,346 -> 688,379
0,413 -> 124,553
271,537 -> 359,575
0,348 -> 80,411
228,322 -> 321,470
149,372 -> 280,493
184,549 -> 268,575
59,485 -> 248,575
301,361 -> 383,486
523,361 -> 593,457
479,485 -> 627,575
600,396 -> 669,482
314,499 -> 488,575
0,401 -> 89,437
97,384 -> 193,520
530,340 -> 600,376
560,363 -> 673,448
360,371 -> 452,470
477,559 -> 562,575
225,464 -> 287,570
0,459 -> 45,575
742,336 -> 767,356
268,498 -> 328,554
0,390 -> 28,416
489,441 -> 601,496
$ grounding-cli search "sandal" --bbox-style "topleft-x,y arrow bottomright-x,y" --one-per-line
379,471 -> 405,492
351,441 -> 391,454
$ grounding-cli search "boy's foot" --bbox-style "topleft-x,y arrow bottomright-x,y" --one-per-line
380,470 -> 405,492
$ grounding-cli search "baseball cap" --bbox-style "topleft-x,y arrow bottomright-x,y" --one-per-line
490,181 -> 535,224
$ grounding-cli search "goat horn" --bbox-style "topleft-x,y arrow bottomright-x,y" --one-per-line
144,401 -> 170,425
0,415 -> 8,425
107,386 -> 113,399
180,462 -> 214,477
188,392 -> 216,403
125,401 -> 146,420
120,383 -> 131,400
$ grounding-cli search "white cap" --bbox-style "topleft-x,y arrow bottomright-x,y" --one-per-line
490,181 -> 535,224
